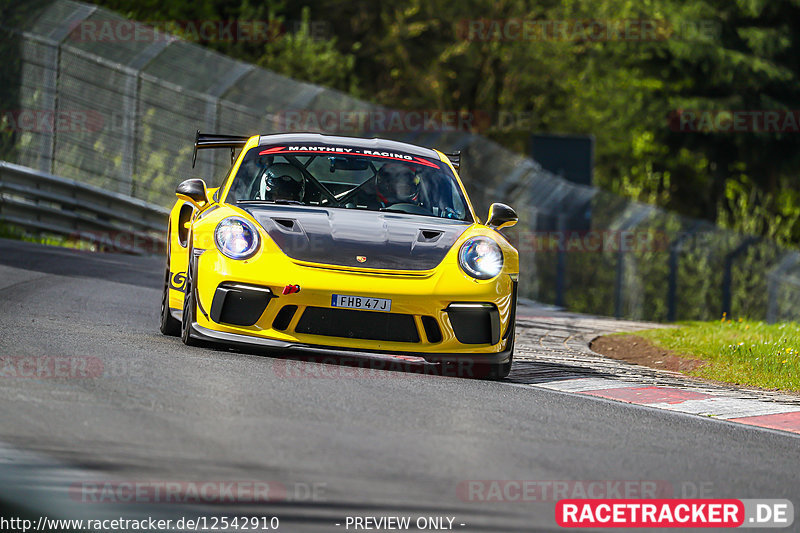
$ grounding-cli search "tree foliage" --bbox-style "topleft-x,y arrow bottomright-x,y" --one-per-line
92,0 -> 800,244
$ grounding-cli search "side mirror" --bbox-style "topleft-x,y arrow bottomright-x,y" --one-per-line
176,178 -> 209,209
487,203 -> 518,230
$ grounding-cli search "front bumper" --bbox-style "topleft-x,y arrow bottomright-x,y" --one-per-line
189,322 -> 514,366
180,246 -> 517,358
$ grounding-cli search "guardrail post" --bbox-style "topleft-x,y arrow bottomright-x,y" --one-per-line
33,39 -> 59,175
555,214 -> 566,308
667,239 -> 679,322
721,236 -> 758,318
120,72 -> 138,195
767,272 -> 779,325
667,223 -> 700,322
202,63 -> 255,180
614,247 -> 625,319
126,40 -> 173,197
766,252 -> 800,324
32,5 -> 97,175
611,205 -> 653,319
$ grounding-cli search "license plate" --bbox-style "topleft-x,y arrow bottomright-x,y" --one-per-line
331,294 -> 392,312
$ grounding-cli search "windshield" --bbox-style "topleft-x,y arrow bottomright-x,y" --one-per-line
225,144 -> 472,221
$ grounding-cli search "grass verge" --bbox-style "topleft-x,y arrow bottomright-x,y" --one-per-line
625,318 -> 800,392
0,222 -> 96,251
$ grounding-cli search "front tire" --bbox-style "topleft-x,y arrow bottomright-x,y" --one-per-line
159,225 -> 181,336
159,271 -> 181,336
474,359 -> 512,380
180,254 -> 204,347
475,327 -> 515,380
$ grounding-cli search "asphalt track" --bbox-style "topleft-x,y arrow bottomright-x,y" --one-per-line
0,238 -> 798,532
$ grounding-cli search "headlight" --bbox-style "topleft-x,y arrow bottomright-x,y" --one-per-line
459,236 -> 503,280
214,217 -> 259,259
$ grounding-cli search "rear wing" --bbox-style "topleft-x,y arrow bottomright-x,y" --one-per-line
192,130 -> 250,168
442,151 -> 461,171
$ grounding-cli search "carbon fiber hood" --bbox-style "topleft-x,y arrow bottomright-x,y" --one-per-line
242,204 -> 470,270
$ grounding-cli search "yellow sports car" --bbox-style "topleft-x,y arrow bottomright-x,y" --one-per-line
160,132 -> 519,379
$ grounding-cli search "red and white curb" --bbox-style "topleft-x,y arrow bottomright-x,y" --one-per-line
532,378 -> 800,435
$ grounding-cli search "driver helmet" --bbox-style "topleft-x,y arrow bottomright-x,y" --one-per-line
376,163 -> 419,204
260,163 -> 305,202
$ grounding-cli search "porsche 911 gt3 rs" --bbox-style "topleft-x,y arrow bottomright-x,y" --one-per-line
160,132 -> 519,379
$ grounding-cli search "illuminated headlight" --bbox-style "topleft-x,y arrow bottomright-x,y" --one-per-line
214,217 -> 259,259
459,236 -> 503,280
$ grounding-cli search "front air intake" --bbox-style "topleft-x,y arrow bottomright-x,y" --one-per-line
272,305 -> 298,331
210,283 -> 274,326
446,303 -> 501,345
295,307 -> 420,343
421,316 -> 443,343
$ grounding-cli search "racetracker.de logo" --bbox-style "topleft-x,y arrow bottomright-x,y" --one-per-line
557,499 -> 745,527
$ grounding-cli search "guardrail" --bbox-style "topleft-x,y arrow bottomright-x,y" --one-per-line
0,161 -> 168,255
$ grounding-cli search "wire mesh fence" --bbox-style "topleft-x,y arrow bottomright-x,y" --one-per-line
2,0 -> 800,323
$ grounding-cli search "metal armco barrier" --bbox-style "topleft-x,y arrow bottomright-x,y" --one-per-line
0,161 -> 168,255
3,0 -> 800,321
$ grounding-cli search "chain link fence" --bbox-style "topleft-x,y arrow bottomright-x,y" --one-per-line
2,0 -> 799,322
